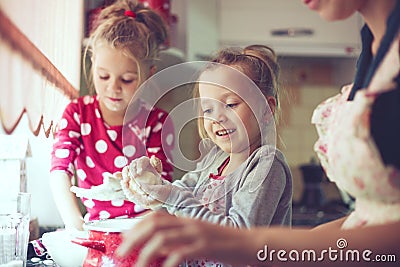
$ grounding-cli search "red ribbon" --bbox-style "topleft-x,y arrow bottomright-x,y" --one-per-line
124,10 -> 136,18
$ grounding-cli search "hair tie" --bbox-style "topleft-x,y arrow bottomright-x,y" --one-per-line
124,10 -> 136,18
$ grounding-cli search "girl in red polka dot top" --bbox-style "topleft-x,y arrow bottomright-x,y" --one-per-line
50,0 -> 174,230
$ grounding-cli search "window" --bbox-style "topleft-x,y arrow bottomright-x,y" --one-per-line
0,0 -> 83,136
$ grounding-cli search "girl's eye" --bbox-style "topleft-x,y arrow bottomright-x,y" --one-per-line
99,75 -> 109,80
202,109 -> 212,114
226,103 -> 238,109
122,77 -> 137,83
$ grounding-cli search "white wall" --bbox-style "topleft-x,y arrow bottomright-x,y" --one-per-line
0,0 -> 84,227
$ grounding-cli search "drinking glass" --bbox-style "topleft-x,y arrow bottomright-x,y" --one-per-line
0,192 -> 31,267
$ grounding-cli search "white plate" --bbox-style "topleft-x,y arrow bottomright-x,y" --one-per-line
83,217 -> 143,233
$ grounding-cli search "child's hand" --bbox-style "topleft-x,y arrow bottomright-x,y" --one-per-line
120,156 -> 164,209
70,172 -> 126,200
127,155 -> 163,183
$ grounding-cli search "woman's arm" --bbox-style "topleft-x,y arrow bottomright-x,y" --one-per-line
49,171 -> 84,230
117,212 -> 400,267
311,216 -> 349,232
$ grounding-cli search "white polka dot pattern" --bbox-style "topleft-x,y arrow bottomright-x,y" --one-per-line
83,95 -> 92,105
84,199 -> 95,208
73,112 -> 80,124
123,145 -> 136,157
114,156 -> 128,168
86,156 -> 95,168
55,148 -> 69,159
67,163 -> 74,174
111,199 -> 124,207
134,204 -> 145,213
147,147 -> 161,153
69,131 -> 80,138
152,122 -> 162,132
76,169 -> 87,181
95,108 -> 101,118
81,123 -> 92,136
51,96 -> 175,221
107,130 -> 117,141
99,210 -> 111,219
95,140 -> 108,153
145,126 -> 151,138
166,133 -> 174,146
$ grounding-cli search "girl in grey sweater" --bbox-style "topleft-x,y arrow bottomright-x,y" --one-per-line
120,45 -> 293,266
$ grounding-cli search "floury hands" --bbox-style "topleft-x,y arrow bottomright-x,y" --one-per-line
70,156 -> 163,204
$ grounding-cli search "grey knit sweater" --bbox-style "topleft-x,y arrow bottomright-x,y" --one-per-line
162,145 -> 293,228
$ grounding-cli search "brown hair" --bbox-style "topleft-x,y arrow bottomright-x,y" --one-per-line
195,45 -> 282,139
84,0 -> 168,94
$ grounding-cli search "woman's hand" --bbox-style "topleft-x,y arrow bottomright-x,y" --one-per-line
116,211 -> 252,267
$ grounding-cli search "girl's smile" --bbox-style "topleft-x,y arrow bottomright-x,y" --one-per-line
215,128 -> 236,137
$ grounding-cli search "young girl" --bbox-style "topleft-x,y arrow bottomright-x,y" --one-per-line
50,0 -> 174,231
117,1 -> 400,266
120,45 -> 293,266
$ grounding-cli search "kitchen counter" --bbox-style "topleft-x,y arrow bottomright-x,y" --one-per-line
292,201 -> 350,227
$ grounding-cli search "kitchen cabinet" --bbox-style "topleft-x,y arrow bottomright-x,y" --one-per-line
183,0 -> 219,61
218,0 -> 362,57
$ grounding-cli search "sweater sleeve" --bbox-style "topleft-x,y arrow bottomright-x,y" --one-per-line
163,148 -> 292,229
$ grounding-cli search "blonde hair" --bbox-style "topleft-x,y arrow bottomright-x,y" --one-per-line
84,0 -> 168,94
195,45 -> 281,139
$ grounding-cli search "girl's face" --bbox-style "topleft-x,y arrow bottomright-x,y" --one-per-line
198,81 -> 261,155
302,0 -> 363,21
92,45 -> 147,116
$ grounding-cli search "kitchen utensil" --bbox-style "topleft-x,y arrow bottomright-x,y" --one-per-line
0,192 -> 31,267
71,217 -> 161,267
41,230 -> 88,267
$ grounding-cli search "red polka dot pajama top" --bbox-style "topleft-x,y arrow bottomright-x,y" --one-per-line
51,95 -> 174,221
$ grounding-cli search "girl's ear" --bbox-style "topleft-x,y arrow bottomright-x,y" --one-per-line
262,96 -> 276,123
266,96 -> 276,115
149,65 -> 157,76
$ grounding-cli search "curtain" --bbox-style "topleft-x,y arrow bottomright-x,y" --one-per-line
0,0 -> 83,136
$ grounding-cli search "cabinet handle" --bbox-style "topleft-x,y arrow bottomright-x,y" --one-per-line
271,28 -> 314,37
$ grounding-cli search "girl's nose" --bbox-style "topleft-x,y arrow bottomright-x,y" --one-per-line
109,79 -> 122,92
211,108 -> 227,124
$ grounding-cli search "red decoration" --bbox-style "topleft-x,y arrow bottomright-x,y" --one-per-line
139,0 -> 171,24
124,10 -> 136,18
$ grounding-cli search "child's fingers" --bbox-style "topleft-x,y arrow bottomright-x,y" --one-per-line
113,171 -> 123,180
122,166 -> 129,181
136,156 -> 151,174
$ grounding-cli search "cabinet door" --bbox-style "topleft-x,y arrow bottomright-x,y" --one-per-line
218,0 -> 362,56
